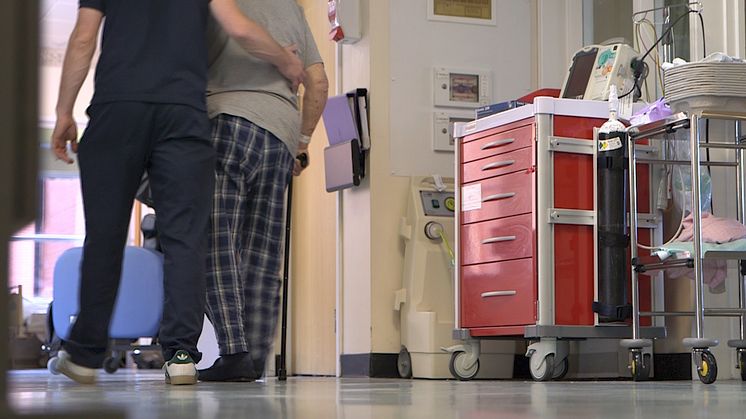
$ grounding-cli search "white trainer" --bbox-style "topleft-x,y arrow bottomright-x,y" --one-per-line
163,350 -> 198,385
54,350 -> 97,385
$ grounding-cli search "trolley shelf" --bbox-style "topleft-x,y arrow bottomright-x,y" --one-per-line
523,325 -> 666,340
452,325 -> 667,340
651,238 -> 746,260
628,112 -> 689,140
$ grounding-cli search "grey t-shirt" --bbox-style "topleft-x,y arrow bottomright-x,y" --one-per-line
206,0 -> 323,155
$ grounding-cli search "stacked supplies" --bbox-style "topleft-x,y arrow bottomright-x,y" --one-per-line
664,54 -> 746,114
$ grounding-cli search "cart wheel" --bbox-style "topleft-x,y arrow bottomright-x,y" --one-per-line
397,346 -> 413,379
552,357 -> 569,380
697,351 -> 717,385
630,351 -> 650,381
103,356 -> 120,374
739,351 -> 746,382
449,351 -> 479,381
530,353 -> 555,382
47,356 -> 59,375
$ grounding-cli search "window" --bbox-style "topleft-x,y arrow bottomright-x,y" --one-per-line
583,0 -> 634,46
9,128 -> 143,300
9,176 -> 84,299
658,0 -> 691,62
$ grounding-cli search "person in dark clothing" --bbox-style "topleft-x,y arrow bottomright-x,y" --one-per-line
49,0 -> 304,385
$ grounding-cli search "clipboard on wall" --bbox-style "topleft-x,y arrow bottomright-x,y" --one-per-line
321,88 -> 369,192
323,139 -> 362,192
346,88 -> 369,150
322,88 -> 369,151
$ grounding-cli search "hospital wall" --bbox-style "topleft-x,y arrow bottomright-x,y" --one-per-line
334,0 -> 566,364
331,0 -> 746,380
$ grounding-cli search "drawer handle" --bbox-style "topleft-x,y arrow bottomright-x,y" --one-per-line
481,235 -> 516,245
480,138 -> 515,151
481,160 -> 515,171
481,290 -> 517,298
482,192 -> 516,203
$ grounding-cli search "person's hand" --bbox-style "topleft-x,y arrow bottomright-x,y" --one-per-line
280,44 -> 305,92
51,115 -> 78,164
294,143 -> 309,176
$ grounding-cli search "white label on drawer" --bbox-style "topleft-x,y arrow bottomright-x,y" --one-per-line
462,184 -> 482,212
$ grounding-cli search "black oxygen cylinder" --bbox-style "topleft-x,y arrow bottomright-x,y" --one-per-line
594,130 -> 631,322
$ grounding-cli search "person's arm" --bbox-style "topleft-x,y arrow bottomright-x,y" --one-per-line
294,63 -> 329,176
51,7 -> 103,164
209,0 -> 304,90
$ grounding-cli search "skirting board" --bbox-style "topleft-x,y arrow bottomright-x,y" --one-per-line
339,352 -> 692,380
340,353 -> 399,378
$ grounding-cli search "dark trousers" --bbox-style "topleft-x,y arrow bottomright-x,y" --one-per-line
62,102 -> 215,368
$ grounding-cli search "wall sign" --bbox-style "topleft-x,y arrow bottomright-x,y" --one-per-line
428,0 -> 496,26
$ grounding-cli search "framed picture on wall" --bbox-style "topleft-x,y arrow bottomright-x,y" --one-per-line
427,0 -> 496,26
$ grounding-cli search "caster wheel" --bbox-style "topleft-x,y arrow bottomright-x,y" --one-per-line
630,351 -> 651,381
104,356 -> 120,374
530,353 -> 554,382
697,351 -> 717,384
47,357 -> 59,375
552,357 -> 569,380
449,351 -> 479,381
397,346 -> 412,379
739,351 -> 746,382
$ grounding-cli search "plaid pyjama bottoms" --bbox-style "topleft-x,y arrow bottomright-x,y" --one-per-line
205,113 -> 294,365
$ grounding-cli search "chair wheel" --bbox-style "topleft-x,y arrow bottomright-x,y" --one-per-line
104,356 -> 121,374
47,357 -> 60,375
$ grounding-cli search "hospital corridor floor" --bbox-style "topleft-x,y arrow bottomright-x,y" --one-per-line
7,369 -> 746,419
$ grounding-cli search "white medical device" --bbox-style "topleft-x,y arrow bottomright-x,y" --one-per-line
433,67 -> 492,108
560,43 -> 638,101
432,111 -> 473,152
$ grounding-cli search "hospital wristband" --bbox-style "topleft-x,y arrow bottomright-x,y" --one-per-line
299,134 -> 311,144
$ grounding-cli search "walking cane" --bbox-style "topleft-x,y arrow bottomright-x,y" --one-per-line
278,152 -> 308,381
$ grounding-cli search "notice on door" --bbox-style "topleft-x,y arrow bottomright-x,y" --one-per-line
433,0 -> 492,20
461,183 -> 482,212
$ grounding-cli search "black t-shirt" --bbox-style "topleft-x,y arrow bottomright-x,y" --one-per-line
79,0 -> 211,111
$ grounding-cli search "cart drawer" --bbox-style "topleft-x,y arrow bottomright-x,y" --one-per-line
460,258 -> 535,327
461,171 -> 533,225
461,124 -> 533,164
462,146 -> 533,184
460,214 -> 533,265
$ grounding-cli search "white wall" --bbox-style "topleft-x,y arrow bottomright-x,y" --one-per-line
389,0 -> 534,177
339,3 -> 375,356
535,0 -> 583,88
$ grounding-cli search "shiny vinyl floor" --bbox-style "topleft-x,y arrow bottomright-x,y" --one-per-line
7,369 -> 746,419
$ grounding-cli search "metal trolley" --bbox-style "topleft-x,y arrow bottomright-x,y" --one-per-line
626,111 -> 746,384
